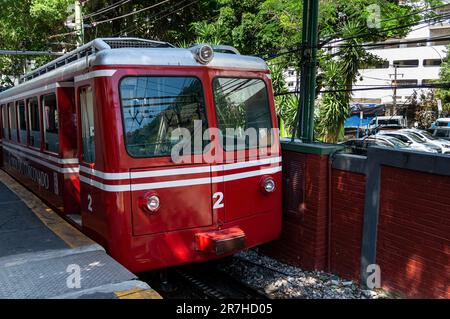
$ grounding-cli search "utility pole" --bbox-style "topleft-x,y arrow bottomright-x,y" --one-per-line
298,0 -> 319,143
389,65 -> 404,116
74,0 -> 84,47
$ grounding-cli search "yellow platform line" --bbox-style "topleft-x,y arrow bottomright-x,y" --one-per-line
0,170 -> 94,248
114,287 -> 163,299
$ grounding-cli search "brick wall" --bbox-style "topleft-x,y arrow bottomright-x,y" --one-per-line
263,151 -> 329,270
378,166 -> 450,299
265,145 -> 449,299
330,169 -> 365,282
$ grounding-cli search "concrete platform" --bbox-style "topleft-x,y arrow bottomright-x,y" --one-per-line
0,170 -> 161,299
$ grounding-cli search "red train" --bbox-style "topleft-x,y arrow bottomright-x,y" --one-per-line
0,38 -> 282,272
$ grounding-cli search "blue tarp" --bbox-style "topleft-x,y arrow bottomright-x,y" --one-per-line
345,115 -> 374,128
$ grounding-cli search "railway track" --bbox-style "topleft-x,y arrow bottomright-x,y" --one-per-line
143,260 -> 270,299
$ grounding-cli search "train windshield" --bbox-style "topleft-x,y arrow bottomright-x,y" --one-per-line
120,76 -> 208,157
213,78 -> 273,150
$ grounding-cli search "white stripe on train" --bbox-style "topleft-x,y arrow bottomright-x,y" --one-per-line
79,156 -> 282,180
2,146 -> 79,174
2,140 -> 79,164
80,166 -> 282,192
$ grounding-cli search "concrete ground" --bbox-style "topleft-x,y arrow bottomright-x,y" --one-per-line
0,170 -> 161,299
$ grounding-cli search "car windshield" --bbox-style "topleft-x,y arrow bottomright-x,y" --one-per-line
435,129 -> 450,138
403,132 -> 424,143
384,137 -> 408,147
406,131 -> 427,142
420,130 -> 439,140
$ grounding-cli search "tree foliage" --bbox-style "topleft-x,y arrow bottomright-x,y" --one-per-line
436,45 -> 450,112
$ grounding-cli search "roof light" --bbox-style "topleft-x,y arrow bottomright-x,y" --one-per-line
191,44 -> 214,64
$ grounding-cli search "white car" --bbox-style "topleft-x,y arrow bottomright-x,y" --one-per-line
401,129 -> 450,154
377,131 -> 442,154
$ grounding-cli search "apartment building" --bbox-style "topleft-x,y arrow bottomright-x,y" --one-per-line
352,2 -> 450,106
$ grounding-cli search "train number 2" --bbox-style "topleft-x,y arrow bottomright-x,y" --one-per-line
87,194 -> 93,212
213,192 -> 224,209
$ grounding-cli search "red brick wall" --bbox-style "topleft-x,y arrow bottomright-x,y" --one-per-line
378,166 -> 450,299
263,151 -> 329,270
330,169 -> 366,282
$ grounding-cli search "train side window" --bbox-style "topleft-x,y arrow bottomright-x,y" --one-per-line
27,97 -> 41,148
1,104 -> 8,139
8,102 -> 18,142
42,94 -> 59,153
17,100 -> 27,145
80,86 -> 95,163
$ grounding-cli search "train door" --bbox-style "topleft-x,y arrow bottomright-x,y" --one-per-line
77,85 -> 96,227
212,77 -> 281,223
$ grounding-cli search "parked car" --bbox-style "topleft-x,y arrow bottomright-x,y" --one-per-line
401,129 -> 450,154
432,127 -> 450,141
377,131 -> 441,153
434,118 -> 450,128
341,135 -> 408,156
369,116 -> 407,131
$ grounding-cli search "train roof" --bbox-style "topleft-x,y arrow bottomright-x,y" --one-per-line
0,38 -> 268,101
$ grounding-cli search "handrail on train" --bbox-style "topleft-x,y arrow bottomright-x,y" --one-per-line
19,38 -> 175,83
19,38 -> 241,84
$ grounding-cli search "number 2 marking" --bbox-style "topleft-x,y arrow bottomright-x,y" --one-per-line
87,194 -> 93,212
213,192 -> 224,209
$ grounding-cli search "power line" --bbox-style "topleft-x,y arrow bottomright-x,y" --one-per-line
91,0 -> 171,27
84,0 -> 130,20
113,0 -> 190,36
325,34 -> 450,50
260,10 -> 450,61
324,11 -> 450,47
275,82 -> 450,96
123,0 -> 199,37
321,2 -> 450,43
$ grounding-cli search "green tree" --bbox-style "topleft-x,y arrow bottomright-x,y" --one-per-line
436,45 -> 450,113
0,0 -> 72,84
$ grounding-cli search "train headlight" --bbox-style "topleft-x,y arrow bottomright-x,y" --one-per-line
140,193 -> 160,213
147,195 -> 160,212
191,44 -> 214,64
261,177 -> 276,194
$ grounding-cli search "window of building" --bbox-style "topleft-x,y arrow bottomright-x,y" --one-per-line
120,76 -> 208,157
27,97 -> 40,148
393,60 -> 419,68
42,94 -> 59,153
1,104 -> 8,139
422,79 -> 436,85
80,86 -> 95,163
394,79 -> 418,87
363,60 -> 390,69
8,102 -> 18,142
17,100 -> 27,145
423,59 -> 442,67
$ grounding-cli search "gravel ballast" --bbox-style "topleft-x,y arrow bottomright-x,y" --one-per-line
218,250 -> 390,299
